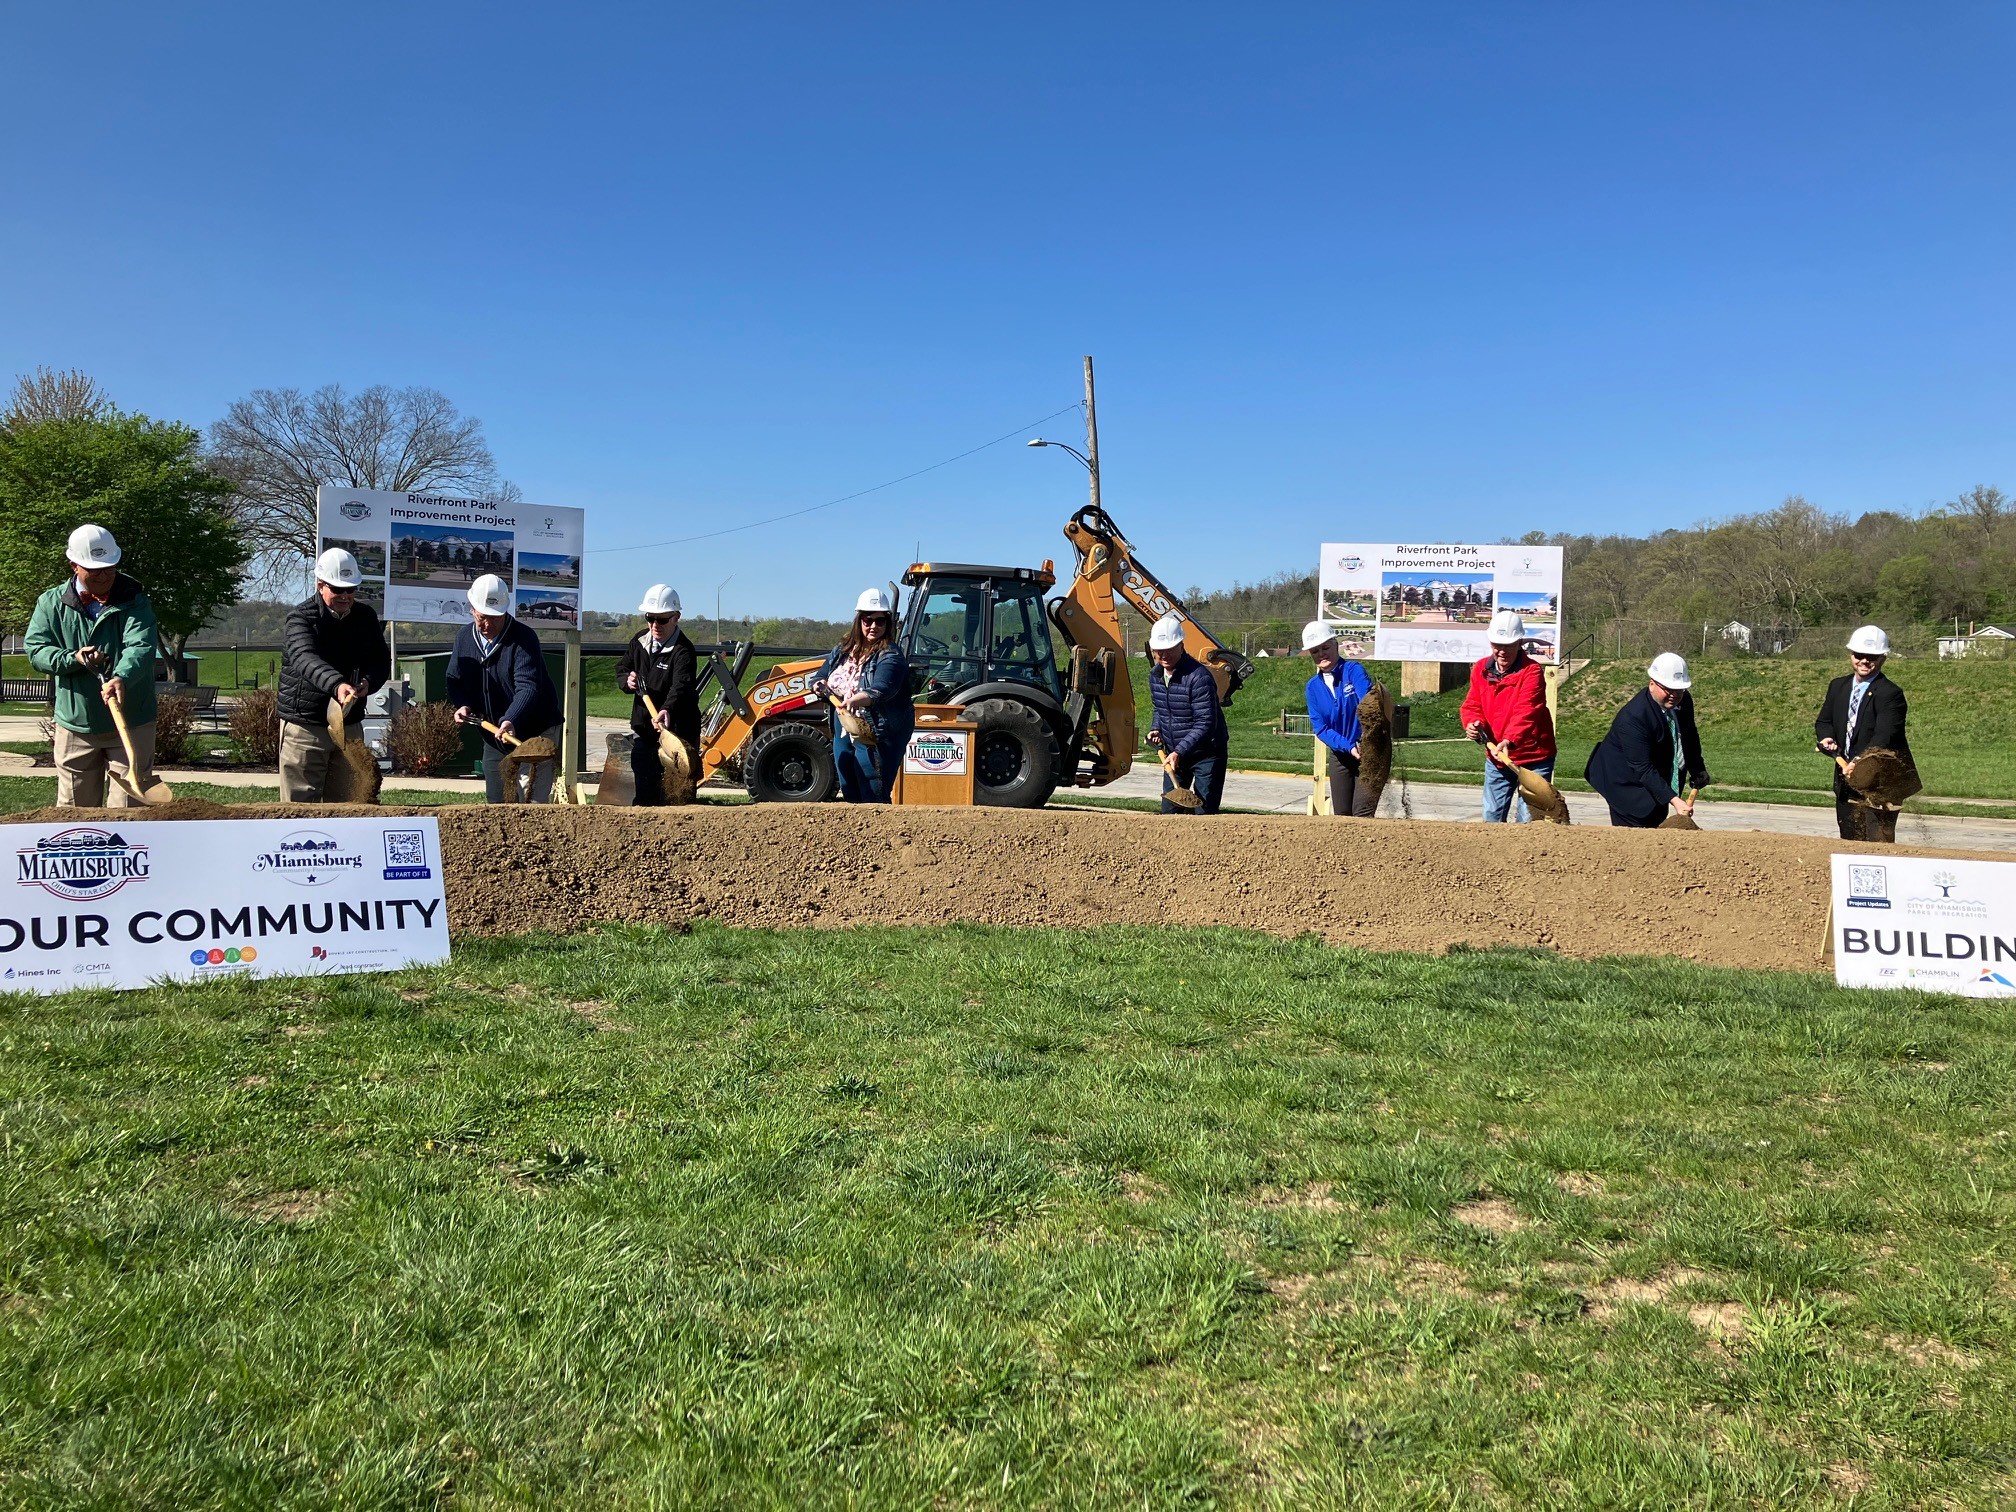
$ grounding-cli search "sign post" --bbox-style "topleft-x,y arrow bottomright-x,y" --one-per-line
1317,543 -> 1565,667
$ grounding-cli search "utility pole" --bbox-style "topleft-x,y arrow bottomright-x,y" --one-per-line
1082,355 -> 1102,514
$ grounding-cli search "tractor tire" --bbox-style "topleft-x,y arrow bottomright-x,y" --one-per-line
743,720 -> 837,803
964,698 -> 1060,808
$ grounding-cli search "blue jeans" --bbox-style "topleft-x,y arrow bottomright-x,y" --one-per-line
1483,755 -> 1553,823
834,731 -> 894,803
1161,750 -> 1226,814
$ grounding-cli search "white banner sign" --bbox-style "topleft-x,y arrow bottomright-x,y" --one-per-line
1317,543 -> 1565,664
1831,853 -> 2016,997
3,818 -> 450,995
317,487 -> 587,629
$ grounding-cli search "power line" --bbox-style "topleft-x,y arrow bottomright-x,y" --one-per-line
588,401 -> 1084,554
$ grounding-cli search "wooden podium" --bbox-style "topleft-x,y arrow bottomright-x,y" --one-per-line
890,704 -> 978,806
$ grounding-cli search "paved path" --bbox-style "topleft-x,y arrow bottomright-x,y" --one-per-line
1097,765 -> 2016,854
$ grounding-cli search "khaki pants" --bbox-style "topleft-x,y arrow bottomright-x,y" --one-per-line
54,722 -> 156,809
276,721 -> 370,806
483,724 -> 563,803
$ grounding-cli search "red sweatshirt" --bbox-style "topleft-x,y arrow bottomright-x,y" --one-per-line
1458,654 -> 1556,766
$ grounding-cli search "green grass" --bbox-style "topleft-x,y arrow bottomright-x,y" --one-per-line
0,775 -> 488,814
0,925 -> 2010,1505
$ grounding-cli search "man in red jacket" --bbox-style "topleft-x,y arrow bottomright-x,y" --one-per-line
1459,610 -> 1558,822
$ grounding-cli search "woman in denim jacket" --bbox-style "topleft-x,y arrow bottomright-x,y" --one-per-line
812,588 -> 914,803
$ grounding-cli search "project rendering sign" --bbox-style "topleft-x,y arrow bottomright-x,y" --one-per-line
316,487 -> 586,629
1317,543 -> 1565,664
1831,854 -> 2016,997
2,818 -> 450,995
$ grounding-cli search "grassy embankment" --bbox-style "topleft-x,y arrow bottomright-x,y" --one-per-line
0,925 -> 2009,1504
1203,655 -> 2016,812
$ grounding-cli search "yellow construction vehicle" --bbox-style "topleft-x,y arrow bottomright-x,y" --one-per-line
694,504 -> 1251,807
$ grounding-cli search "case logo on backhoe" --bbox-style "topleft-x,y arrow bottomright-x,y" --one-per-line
749,672 -> 818,712
1125,568 -> 1182,623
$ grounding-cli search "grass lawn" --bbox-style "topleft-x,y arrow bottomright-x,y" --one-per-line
0,775 -> 489,815
0,925 -> 2009,1505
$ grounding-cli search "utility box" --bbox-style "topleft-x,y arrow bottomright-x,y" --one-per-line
892,703 -> 977,806
398,647 -> 587,778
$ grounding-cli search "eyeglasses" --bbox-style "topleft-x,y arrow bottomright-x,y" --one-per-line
645,614 -> 674,624
326,586 -> 358,597
1850,652 -> 1880,662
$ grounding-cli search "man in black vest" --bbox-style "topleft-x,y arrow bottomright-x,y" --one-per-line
1584,653 -> 1711,828
1815,625 -> 1912,841
277,548 -> 391,802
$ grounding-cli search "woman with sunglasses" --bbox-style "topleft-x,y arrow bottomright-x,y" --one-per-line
616,584 -> 699,804
276,547 -> 390,803
811,589 -> 914,803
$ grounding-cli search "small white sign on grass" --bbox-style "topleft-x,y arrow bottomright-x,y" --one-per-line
2,817 -> 449,995
1831,853 -> 2016,997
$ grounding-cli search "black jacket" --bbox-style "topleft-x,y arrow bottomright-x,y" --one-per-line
1583,686 -> 1709,823
278,595 -> 391,727
1815,672 -> 1910,791
617,628 -> 700,742
445,617 -> 562,751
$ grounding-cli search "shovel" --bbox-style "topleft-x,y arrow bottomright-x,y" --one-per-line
828,694 -> 879,779
1658,785 -> 1701,830
98,675 -> 172,807
596,731 -> 637,807
1487,741 -> 1570,825
640,695 -> 696,804
481,720 -> 561,803
323,691 -> 383,804
1160,751 -> 1203,810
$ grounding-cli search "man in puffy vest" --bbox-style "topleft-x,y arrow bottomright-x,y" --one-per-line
23,524 -> 159,807
1459,610 -> 1557,822
277,548 -> 391,802
1145,612 -> 1227,815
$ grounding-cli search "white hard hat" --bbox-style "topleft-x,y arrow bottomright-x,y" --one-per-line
1648,652 -> 1692,690
468,574 -> 511,615
314,547 -> 362,588
855,588 -> 893,615
1147,613 -> 1186,651
1487,609 -> 1527,645
638,584 -> 681,615
66,523 -> 120,567
1301,620 -> 1338,652
1846,625 -> 1891,657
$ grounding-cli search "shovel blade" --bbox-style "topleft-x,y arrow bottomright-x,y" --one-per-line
1164,786 -> 1203,810
597,753 -> 635,806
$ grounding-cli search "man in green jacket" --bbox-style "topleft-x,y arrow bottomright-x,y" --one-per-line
23,524 -> 160,807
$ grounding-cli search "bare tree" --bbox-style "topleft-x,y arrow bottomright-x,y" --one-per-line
208,384 -> 513,592
4,367 -> 112,428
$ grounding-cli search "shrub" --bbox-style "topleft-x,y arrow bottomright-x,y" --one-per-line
389,702 -> 466,776
154,692 -> 199,763
230,686 -> 280,765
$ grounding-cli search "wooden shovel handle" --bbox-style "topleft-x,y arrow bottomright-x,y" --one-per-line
479,719 -> 522,748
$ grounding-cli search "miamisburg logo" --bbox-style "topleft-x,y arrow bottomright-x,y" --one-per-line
16,828 -> 150,901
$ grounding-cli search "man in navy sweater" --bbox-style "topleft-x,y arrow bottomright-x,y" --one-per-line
446,574 -> 565,803
1144,613 -> 1228,815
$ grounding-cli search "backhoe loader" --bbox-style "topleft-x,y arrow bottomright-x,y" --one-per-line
691,505 -> 1252,808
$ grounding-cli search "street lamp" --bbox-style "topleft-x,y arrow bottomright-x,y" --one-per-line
1026,437 -> 1093,471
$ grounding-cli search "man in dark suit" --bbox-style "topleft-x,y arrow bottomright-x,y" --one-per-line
1815,625 -> 1912,841
1584,653 -> 1711,828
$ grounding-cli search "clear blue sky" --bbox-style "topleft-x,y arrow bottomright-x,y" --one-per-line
5,2 -> 2012,622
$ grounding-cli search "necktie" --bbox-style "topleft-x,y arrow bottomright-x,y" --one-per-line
1845,679 -> 1867,749
1665,708 -> 1681,793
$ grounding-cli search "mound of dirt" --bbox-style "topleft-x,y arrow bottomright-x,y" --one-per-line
16,801 -> 1991,972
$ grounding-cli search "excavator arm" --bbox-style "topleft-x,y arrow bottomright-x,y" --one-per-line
1052,504 -> 1253,787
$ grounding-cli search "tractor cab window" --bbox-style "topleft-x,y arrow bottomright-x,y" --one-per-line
906,584 -> 986,698
987,582 -> 1062,697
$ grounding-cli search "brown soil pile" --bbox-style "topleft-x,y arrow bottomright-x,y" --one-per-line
23,801 -> 2004,973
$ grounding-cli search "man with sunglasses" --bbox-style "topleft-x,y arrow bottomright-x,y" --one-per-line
277,547 -> 390,803
616,584 -> 699,804
1816,625 -> 1913,842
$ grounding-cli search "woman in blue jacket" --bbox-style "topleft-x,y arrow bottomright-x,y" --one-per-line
1301,621 -> 1374,816
812,588 -> 914,803
446,575 -> 565,803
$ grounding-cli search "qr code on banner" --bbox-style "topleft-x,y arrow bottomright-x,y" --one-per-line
1849,865 -> 1887,899
383,829 -> 431,880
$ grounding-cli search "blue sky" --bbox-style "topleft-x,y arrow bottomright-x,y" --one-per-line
5,2 -> 2012,621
